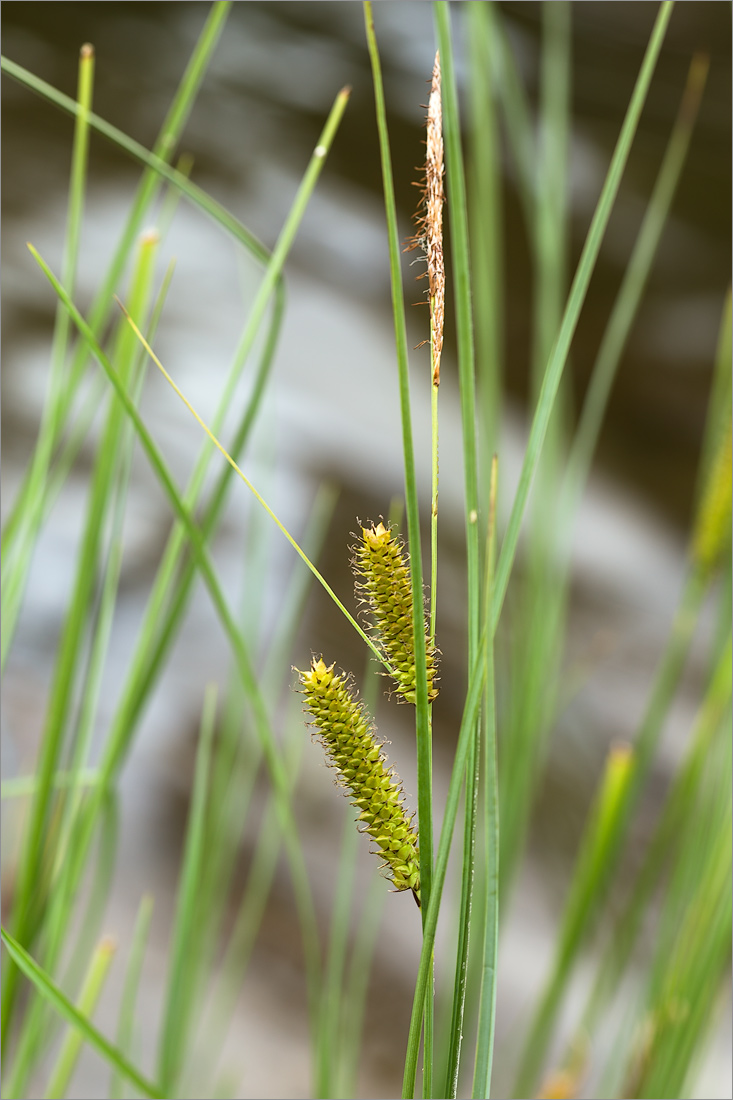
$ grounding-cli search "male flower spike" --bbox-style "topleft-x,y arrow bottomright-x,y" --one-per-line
352,521 -> 439,704
298,657 -> 421,903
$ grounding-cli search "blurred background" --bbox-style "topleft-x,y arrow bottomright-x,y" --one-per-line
2,3 -> 731,1097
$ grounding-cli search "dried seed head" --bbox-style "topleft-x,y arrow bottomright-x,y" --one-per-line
297,657 -> 421,902
352,521 -> 439,704
405,51 -> 444,385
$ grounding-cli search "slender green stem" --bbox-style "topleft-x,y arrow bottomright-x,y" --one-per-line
467,1 -> 503,470
434,7 -> 482,1093
472,458 -> 500,1100
44,935 -> 117,1099
430,379 -> 439,644
402,628 -> 489,1099
434,1 -> 480,657
363,12 -> 435,1096
111,895 -> 154,1100
2,43 -> 94,668
158,687 -> 217,1096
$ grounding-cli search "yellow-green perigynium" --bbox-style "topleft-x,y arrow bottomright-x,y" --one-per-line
352,521 -> 438,704
298,657 -> 421,902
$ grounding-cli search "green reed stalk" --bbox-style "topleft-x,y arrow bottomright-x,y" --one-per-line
471,457 -> 500,1099
364,6 -> 435,1092
434,6 -> 482,1093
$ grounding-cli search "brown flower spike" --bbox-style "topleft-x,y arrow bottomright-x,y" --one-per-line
405,51 -> 445,385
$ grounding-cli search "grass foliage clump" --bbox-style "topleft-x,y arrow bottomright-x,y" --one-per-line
2,3 -> 730,1098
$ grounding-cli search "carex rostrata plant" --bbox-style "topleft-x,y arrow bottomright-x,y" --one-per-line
297,52 -> 443,905
296,518 -> 438,904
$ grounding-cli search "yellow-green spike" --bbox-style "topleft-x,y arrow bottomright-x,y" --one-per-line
297,657 -> 420,903
352,521 -> 439,703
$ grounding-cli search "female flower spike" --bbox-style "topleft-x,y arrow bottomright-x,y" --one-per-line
352,522 -> 439,704
298,657 -> 420,903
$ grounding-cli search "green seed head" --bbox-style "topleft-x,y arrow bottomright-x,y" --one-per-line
352,522 -> 439,704
297,657 -> 420,902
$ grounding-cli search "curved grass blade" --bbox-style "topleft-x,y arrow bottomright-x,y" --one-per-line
490,0 -> 675,632
2,0 -> 236,564
1,929 -> 163,1100
1,43 -> 94,668
111,895 -> 154,1100
44,935 -> 117,1099
27,243 -> 324,1050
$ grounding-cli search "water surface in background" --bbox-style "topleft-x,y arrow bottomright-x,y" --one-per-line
2,4 -> 731,1097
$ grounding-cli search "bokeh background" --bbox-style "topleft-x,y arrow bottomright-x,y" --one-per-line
2,3 -> 731,1097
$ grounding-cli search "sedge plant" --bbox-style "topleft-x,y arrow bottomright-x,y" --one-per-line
2,3 -> 730,1099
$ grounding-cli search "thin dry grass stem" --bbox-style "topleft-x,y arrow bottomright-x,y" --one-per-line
405,51 -> 445,385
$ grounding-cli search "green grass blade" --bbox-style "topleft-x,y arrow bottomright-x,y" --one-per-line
0,54 -> 267,266
695,289 -> 732,503
158,687 -> 217,1096
28,243 -> 323,1048
364,9 -> 435,1093
513,744 -> 636,1097
582,634 -> 731,1034
123,302 -> 391,676
402,621 -> 490,1099
17,76 -> 350,1062
1,929 -> 163,1100
562,52 -> 710,523
338,886 -> 386,1099
3,795 -> 119,1099
491,0 -> 674,632
2,1 -> 235,556
496,0 -> 572,907
466,1 -> 503,466
472,459 -> 500,1100
483,4 -> 536,232
363,1 -> 433,923
53,231 -> 158,865
629,735 -> 731,1098
434,2 -> 480,654
1,43 -> 94,667
434,6 -> 498,1090
2,239 -> 157,1046
111,896 -> 154,1100
44,935 -> 117,1099
1,770 -> 100,800
183,490 -> 337,1095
